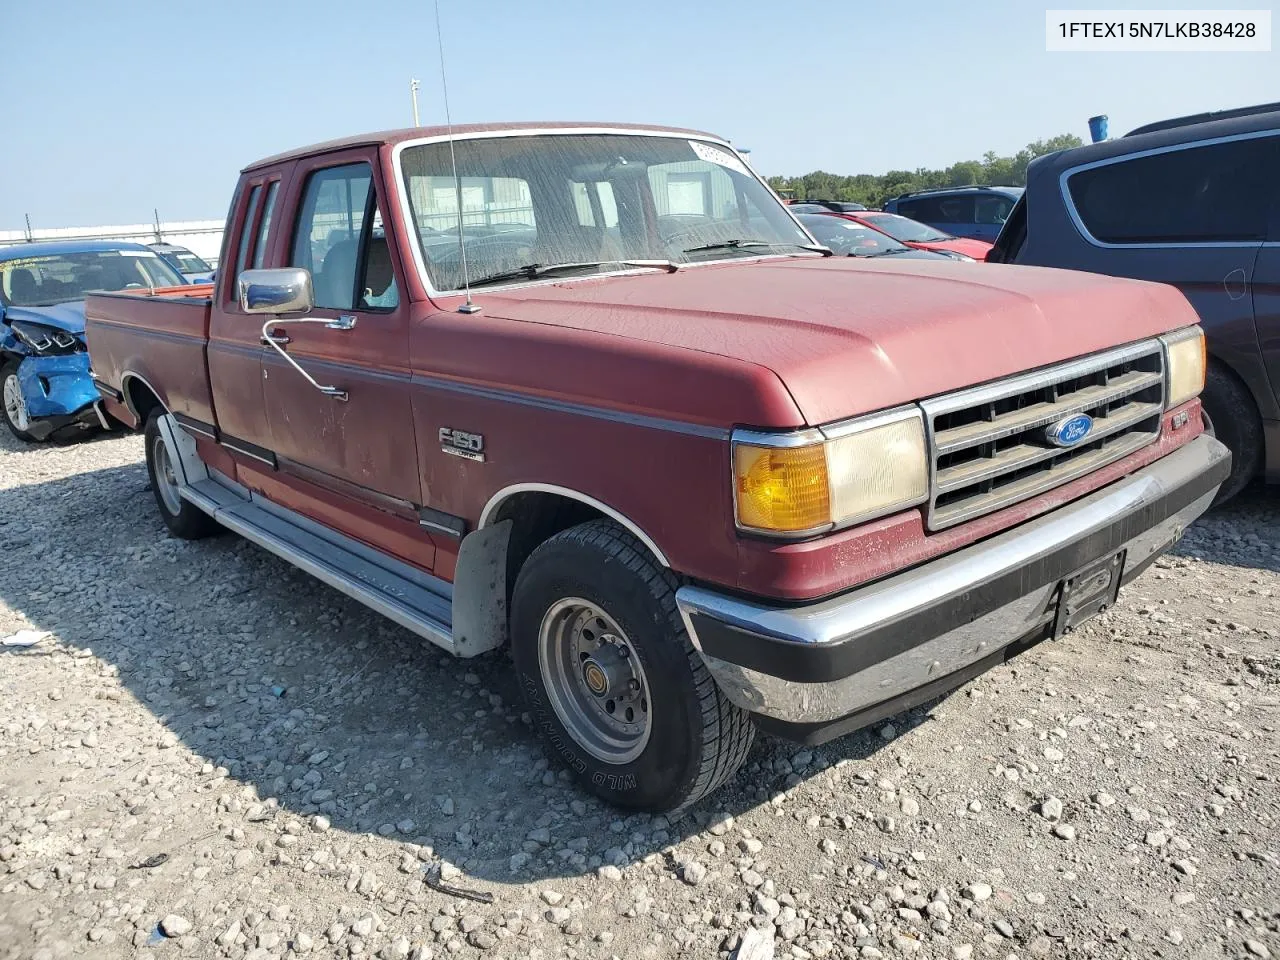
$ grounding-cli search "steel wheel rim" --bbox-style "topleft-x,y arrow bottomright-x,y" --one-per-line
3,374 -> 29,433
152,434 -> 182,516
537,597 -> 651,764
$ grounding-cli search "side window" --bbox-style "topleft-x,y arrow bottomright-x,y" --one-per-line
233,184 -> 262,280
291,164 -> 373,310
291,163 -> 398,311
936,196 -> 974,224
904,196 -> 974,224
252,181 -> 279,269
976,194 -> 1014,225
1067,136 -> 1275,244
357,212 -> 399,311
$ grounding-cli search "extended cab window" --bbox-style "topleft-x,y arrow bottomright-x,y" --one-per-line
252,181 -> 279,269
291,163 -> 399,311
1067,135 -> 1275,244
233,184 -> 261,280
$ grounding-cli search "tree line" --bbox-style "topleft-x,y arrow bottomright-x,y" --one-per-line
766,134 -> 1084,208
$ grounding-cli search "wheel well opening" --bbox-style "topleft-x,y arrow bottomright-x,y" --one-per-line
125,377 -> 163,426
492,492 -> 610,600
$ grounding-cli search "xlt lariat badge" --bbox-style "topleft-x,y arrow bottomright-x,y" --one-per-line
439,427 -> 485,462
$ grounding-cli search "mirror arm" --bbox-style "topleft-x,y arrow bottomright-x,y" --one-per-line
260,317 -> 350,402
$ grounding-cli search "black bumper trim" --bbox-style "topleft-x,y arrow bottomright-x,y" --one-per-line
92,377 -> 124,403
754,633 -> 1046,745
694,444 -> 1230,685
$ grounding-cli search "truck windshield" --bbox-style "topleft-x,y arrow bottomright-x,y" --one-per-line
0,250 -> 185,306
399,133 -> 815,292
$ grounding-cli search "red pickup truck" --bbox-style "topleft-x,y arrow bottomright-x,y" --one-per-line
86,122 -> 1229,813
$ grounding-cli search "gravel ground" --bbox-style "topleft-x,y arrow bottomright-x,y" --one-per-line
0,428 -> 1277,960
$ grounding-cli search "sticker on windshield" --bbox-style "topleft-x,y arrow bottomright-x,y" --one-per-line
688,140 -> 749,176
116,250 -> 157,257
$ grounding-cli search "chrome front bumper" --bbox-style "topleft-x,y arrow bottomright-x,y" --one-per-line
676,434 -> 1230,741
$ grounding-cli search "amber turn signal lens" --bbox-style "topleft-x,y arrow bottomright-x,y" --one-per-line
734,443 -> 831,533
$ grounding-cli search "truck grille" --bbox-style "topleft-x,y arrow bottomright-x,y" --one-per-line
921,340 -> 1165,531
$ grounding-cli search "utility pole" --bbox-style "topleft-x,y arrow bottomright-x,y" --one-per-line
410,78 -> 421,127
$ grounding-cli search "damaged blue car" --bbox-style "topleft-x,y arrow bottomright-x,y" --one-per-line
1,240 -> 185,441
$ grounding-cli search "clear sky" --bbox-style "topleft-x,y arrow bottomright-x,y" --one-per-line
2,0 -> 1275,227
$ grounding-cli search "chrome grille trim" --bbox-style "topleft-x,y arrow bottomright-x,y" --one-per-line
922,339 -> 1165,530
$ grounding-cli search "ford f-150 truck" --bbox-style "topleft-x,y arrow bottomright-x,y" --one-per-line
86,122 -> 1229,813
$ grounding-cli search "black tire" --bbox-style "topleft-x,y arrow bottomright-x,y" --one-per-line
1,360 -> 41,442
143,412 -> 219,540
1201,364 -> 1261,505
511,519 -> 754,813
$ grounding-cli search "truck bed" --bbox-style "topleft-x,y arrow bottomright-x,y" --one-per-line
85,284 -> 215,428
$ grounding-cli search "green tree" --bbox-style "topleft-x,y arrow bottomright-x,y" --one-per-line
769,134 -> 1084,206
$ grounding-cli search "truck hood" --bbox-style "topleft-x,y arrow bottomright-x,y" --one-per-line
1,301 -> 87,336
474,257 -> 1196,425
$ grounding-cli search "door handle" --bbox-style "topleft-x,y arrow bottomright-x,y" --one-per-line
260,317 -> 350,402
326,315 -> 357,331
261,333 -> 291,346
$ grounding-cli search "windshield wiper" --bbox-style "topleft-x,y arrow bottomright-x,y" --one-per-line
684,239 -> 834,257
860,248 -> 914,258
467,259 -> 679,288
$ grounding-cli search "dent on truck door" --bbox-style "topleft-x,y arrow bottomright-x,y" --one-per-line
262,157 -> 424,509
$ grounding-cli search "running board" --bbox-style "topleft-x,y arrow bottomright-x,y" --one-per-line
181,477 -> 455,653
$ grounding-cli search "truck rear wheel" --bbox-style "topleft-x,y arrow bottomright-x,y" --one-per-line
511,519 -> 754,812
144,412 -> 219,540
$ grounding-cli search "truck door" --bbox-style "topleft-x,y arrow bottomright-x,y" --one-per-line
261,152 -> 422,507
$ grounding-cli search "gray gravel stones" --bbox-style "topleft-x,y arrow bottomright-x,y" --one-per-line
159,915 -> 191,937
1,432 -> 1278,960
1040,796 -> 1063,821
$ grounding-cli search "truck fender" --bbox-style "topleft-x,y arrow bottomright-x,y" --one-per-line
156,413 -> 209,489
452,519 -> 512,657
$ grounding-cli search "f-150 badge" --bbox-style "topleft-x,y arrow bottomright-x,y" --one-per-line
439,427 -> 485,462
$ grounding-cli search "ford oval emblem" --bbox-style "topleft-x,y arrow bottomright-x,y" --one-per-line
1046,413 -> 1094,447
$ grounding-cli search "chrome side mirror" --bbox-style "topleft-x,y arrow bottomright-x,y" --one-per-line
238,268 -> 314,314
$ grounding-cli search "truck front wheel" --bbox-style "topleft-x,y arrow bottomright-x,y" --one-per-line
511,519 -> 754,813
144,412 -> 219,540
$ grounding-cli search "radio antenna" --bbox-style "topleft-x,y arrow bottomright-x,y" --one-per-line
434,0 -> 479,314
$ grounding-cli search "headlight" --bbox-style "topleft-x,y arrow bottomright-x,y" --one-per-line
9,320 -> 81,356
733,407 -> 929,536
1161,326 -> 1205,409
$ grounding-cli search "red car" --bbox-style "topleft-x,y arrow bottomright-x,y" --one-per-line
791,205 -> 993,259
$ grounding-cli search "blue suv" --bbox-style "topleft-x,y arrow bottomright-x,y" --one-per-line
883,185 -> 1023,242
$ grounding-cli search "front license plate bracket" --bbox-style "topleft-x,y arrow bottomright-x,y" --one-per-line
1053,550 -> 1126,639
